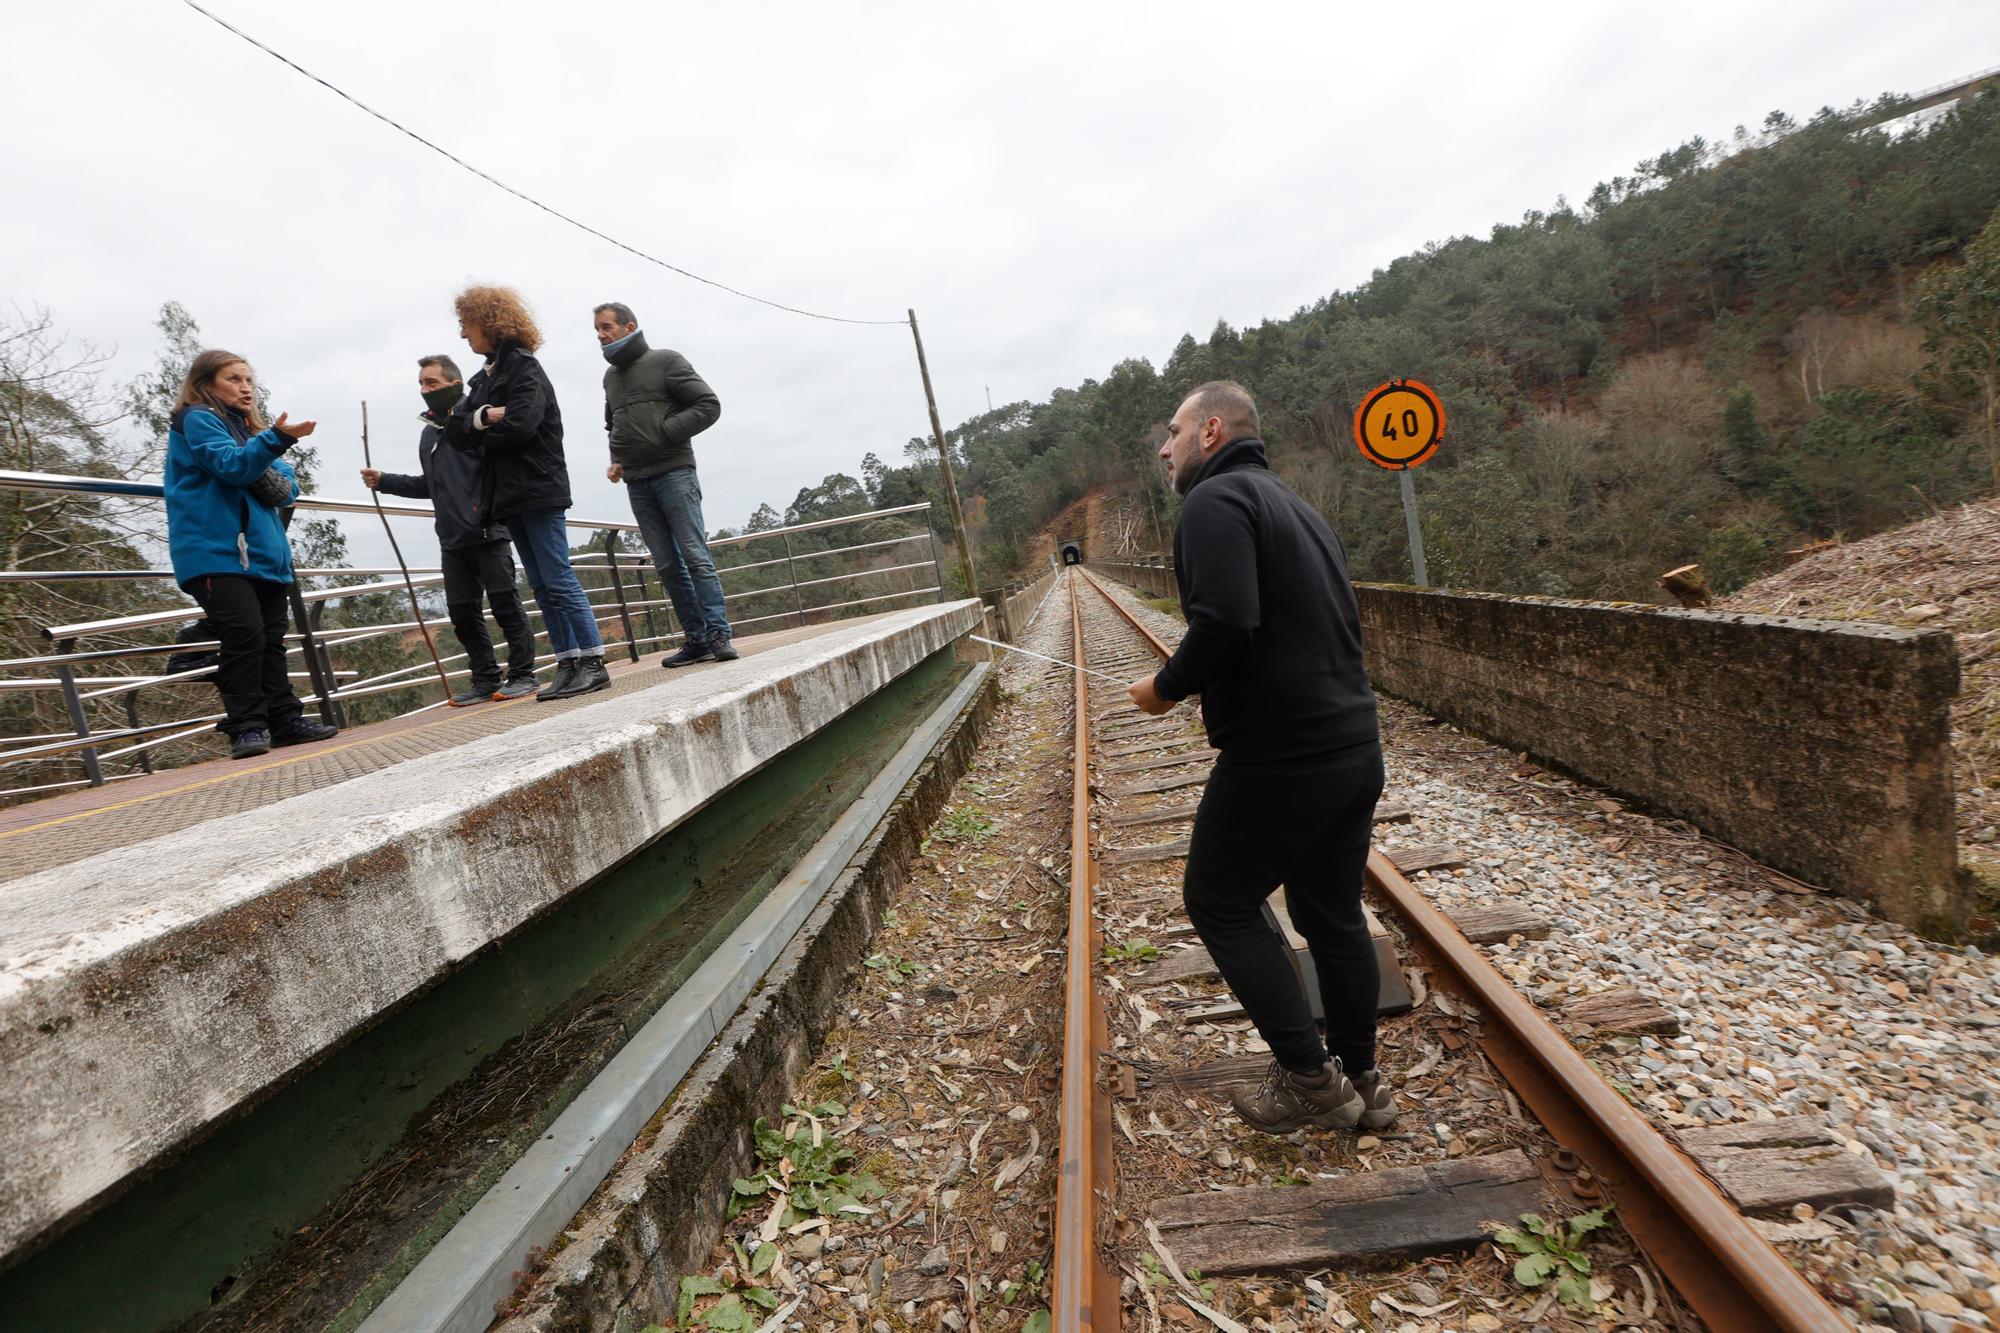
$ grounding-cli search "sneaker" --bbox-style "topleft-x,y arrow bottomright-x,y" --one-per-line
271,716 -> 339,747
229,727 -> 271,760
1229,1057 -> 1364,1134
1350,1066 -> 1399,1130
450,684 -> 495,707
493,676 -> 539,700
660,640 -> 716,668
706,636 -> 739,663
549,655 -> 612,699
536,660 -> 580,700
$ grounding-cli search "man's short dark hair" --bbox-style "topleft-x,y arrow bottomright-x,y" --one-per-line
418,353 -> 462,382
594,302 -> 638,327
1185,380 -> 1260,439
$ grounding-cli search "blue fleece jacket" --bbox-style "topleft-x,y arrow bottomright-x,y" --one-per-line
165,404 -> 300,586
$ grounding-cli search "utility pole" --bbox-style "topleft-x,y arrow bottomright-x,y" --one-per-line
908,309 -> 979,598
985,384 -> 993,413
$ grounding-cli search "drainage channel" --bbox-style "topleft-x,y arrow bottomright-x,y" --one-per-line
0,650 -> 978,1333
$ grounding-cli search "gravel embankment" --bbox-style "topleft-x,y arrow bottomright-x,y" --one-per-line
1092,574 -> 2000,1333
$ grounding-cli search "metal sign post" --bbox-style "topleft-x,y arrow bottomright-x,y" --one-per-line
1352,378 -> 1447,588
1398,469 -> 1429,587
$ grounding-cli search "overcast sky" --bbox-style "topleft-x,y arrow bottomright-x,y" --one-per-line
2,1 -> 1990,568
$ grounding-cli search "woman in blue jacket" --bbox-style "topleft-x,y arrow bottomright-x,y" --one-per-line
165,350 -> 339,759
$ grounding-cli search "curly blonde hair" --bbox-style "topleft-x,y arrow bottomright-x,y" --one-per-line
453,285 -> 542,353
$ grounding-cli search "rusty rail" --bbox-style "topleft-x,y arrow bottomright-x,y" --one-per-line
1052,569 -> 1119,1331
1076,567 -> 1174,660
1074,566 -> 1849,1333
1367,852 -> 1846,1331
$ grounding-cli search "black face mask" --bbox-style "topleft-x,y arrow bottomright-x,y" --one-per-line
422,382 -> 465,415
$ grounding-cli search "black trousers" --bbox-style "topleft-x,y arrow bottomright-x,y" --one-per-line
1182,744 -> 1384,1075
184,575 -> 305,739
441,541 -> 536,689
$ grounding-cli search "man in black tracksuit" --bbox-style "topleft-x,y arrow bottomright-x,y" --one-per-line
1126,380 -> 1397,1136
361,355 -> 538,704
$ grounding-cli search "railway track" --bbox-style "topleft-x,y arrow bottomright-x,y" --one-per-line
1049,566 -> 1850,1333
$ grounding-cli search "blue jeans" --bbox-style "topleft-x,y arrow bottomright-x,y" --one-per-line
509,507 -> 602,659
627,466 -> 731,644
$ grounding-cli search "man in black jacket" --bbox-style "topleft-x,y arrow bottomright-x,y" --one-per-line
362,355 -> 537,704
1126,381 -> 1397,1136
593,302 -> 736,667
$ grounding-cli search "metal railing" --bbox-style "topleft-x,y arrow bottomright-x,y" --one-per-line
0,470 -> 947,797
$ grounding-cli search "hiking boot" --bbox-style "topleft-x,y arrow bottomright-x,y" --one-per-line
229,727 -> 271,760
536,660 -> 580,700
450,684 -> 495,707
493,676 -> 539,700
706,636 -> 739,662
271,716 -> 339,747
1351,1066 -> 1399,1130
1230,1057 -> 1364,1134
554,655 -> 612,698
660,640 -> 716,668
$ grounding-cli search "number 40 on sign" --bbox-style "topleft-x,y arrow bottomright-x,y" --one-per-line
1351,378 -> 1446,585
1351,378 -> 1445,471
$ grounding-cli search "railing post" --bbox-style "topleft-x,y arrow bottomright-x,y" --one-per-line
922,505 -> 946,604
288,584 -> 342,728
602,530 -> 641,663
780,530 -> 809,628
635,563 -> 661,647
124,693 -> 155,775
53,639 -> 104,788
309,600 -> 348,729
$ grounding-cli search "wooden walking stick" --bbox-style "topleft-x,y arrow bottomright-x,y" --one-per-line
361,400 -> 457,703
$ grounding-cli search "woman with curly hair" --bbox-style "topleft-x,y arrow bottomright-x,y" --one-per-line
165,350 -> 340,757
442,285 -> 610,700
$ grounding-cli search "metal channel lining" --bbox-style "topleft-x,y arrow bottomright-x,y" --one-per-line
359,664 -> 992,1333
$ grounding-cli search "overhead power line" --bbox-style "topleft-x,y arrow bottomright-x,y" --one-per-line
179,0 -> 905,327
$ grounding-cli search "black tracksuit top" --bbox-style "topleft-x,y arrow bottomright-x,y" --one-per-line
374,419 -> 510,551
1152,438 -> 1380,767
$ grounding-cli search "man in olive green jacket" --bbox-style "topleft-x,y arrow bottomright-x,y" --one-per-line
594,301 -> 735,665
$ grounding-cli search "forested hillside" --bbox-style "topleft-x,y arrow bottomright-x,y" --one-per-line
7,88 -> 1999,792
839,93 -> 2000,599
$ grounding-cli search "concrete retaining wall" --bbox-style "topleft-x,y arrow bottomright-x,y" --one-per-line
1086,562 -> 1965,930
0,601 -> 984,1262
980,563 -> 1060,643
1356,585 -> 1965,929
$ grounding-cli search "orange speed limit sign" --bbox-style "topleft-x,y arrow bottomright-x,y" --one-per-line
1352,379 -> 1446,470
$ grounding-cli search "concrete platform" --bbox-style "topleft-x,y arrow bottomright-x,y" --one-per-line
0,614 -> 897,883
0,599 -> 981,1263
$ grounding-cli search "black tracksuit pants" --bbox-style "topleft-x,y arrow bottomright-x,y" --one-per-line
1182,743 -> 1384,1076
184,574 -> 305,740
441,541 -> 535,690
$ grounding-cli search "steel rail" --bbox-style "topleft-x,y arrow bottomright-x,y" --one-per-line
1076,567 -> 1173,660
1080,566 -> 1847,1333
1366,853 -> 1846,1331
1052,571 -> 1118,1332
